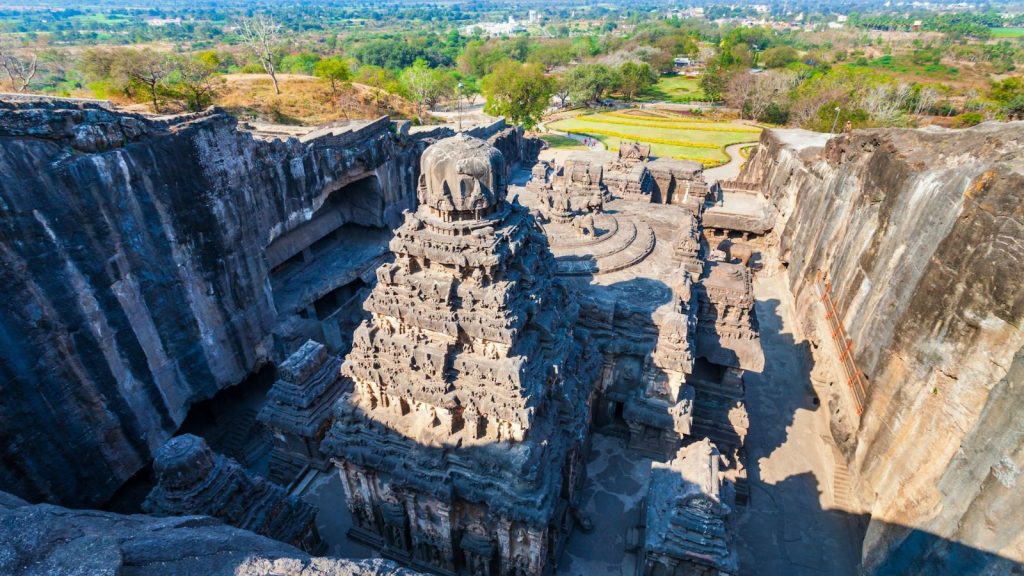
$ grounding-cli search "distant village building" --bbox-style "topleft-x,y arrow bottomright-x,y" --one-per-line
145,17 -> 182,26
460,16 -> 524,37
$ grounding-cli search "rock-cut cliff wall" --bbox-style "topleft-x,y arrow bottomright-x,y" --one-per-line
744,124 -> 1023,573
0,101 -> 420,507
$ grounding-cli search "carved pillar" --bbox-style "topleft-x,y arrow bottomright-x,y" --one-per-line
339,463 -> 382,541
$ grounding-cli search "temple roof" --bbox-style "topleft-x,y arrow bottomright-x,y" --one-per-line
418,134 -> 506,213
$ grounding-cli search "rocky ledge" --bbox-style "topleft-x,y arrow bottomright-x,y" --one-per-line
0,490 -> 418,576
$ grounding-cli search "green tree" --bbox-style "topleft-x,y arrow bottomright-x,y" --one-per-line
563,63 -> 620,106
400,59 -> 456,114
314,56 -> 351,95
700,62 -> 730,102
617,62 -> 657,101
356,64 -> 397,107
482,60 -> 553,129
169,54 -> 221,111
113,48 -> 173,112
280,51 -> 320,75
762,46 -> 799,68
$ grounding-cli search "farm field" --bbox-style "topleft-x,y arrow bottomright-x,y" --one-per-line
641,74 -> 706,103
990,27 -> 1024,38
547,110 -> 761,166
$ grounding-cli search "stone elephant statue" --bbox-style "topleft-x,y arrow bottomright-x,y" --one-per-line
573,213 -> 597,236
727,241 -> 756,266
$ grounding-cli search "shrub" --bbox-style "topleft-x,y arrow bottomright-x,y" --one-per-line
954,112 -> 984,127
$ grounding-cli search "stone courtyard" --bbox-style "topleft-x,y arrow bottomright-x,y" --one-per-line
284,141 -> 866,576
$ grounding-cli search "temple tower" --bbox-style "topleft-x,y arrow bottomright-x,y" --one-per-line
142,434 -> 323,553
324,134 -> 599,576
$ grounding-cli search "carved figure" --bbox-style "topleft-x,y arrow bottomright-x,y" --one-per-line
573,213 -> 597,236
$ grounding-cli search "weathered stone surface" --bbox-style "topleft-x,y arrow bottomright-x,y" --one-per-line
745,123 -> 1024,573
642,439 -> 738,576
143,434 -> 323,553
696,262 -> 764,373
323,134 -> 598,576
258,340 -> 348,482
0,490 -> 418,576
0,101 -> 421,507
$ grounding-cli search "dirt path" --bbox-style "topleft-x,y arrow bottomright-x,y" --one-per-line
703,142 -> 750,183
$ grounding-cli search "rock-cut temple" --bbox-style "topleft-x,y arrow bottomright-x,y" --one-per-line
322,134 -> 601,576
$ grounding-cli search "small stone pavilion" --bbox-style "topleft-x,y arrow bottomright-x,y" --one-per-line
640,439 -> 738,576
257,339 -> 348,484
143,434 -> 323,553
323,134 -> 599,576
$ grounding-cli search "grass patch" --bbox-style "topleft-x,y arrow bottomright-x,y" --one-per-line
991,27 -> 1024,38
639,74 -> 706,103
548,110 -> 760,167
71,14 -> 131,25
845,54 -> 959,80
540,134 -> 586,149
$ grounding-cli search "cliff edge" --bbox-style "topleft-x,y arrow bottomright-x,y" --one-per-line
744,123 -> 1023,573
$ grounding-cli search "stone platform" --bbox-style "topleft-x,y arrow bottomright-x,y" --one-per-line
540,213 -> 656,276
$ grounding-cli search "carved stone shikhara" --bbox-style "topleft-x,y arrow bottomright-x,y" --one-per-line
641,439 -> 738,576
257,340 -> 348,484
323,134 -> 599,576
143,434 -> 323,554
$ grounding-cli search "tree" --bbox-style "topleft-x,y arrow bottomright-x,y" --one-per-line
726,70 -> 797,121
116,49 -> 173,112
0,38 -> 38,93
280,51 -> 321,75
171,54 -> 221,111
762,46 -> 799,68
482,60 -> 553,129
553,76 -> 571,108
700,62 -> 731,103
618,62 -> 657,101
240,15 -> 282,95
400,60 -> 456,115
356,65 -> 397,107
81,48 -> 134,98
314,56 -> 351,95
563,64 -> 619,106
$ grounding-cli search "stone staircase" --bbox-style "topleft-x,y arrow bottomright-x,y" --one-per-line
823,436 -> 856,510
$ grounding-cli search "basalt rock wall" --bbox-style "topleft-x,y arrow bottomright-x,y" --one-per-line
744,125 -> 1024,573
0,101 -> 420,507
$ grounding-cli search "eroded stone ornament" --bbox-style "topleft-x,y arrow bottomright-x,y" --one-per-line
323,134 -> 600,576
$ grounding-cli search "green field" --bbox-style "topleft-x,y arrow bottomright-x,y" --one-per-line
991,27 -> 1024,38
539,134 -> 586,149
641,75 -> 706,103
71,14 -> 131,25
548,110 -> 761,167
845,54 -> 959,79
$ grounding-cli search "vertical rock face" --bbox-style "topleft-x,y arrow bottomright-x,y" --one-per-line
745,124 -> 1024,572
0,101 -> 420,507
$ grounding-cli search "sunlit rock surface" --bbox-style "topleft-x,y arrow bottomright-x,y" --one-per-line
746,123 -> 1024,573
